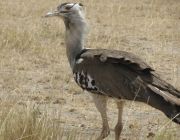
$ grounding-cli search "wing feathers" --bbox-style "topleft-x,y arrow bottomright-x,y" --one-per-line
80,49 -> 154,73
75,49 -> 180,103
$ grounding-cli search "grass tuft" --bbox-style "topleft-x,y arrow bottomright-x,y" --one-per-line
0,101 -> 79,140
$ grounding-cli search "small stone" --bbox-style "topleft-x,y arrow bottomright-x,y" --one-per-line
129,124 -> 134,129
53,98 -> 66,104
147,132 -> 155,138
44,96 -> 51,101
69,108 -> 76,112
31,96 -> 40,101
79,124 -> 85,127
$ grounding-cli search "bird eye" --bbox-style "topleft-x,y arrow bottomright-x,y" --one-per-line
65,6 -> 72,10
79,3 -> 83,6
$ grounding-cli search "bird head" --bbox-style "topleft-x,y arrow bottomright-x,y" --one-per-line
45,3 -> 84,20
45,2 -> 86,31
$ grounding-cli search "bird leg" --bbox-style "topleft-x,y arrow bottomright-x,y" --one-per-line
91,94 -> 110,140
114,100 -> 124,140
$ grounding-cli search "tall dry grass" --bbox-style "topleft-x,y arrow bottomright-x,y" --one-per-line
0,101 -> 61,140
0,100 -> 97,140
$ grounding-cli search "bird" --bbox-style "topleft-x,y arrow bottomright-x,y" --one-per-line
45,2 -> 180,140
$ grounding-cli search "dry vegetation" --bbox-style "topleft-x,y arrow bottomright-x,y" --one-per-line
0,0 -> 180,139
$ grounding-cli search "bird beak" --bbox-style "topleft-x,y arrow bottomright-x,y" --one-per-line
44,10 -> 60,17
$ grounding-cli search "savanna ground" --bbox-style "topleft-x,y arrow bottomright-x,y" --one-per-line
0,0 -> 180,139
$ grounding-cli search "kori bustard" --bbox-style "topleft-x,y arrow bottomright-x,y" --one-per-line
45,3 -> 180,140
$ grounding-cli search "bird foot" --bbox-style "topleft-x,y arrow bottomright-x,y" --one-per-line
96,127 -> 110,140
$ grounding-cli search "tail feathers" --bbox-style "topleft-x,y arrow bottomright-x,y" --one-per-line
148,84 -> 180,106
151,73 -> 180,98
147,84 -> 180,124
164,104 -> 180,124
169,106 -> 180,124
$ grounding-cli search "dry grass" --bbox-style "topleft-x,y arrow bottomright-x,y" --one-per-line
0,101 -> 97,140
0,0 -> 180,139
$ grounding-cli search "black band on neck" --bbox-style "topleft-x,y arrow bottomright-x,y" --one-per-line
75,49 -> 88,61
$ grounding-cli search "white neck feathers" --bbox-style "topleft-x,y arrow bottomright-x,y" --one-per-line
64,14 -> 87,69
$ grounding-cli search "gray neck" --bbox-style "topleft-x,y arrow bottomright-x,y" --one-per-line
64,17 -> 86,69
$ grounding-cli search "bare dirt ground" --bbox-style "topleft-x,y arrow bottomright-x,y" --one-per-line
0,0 -> 180,139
